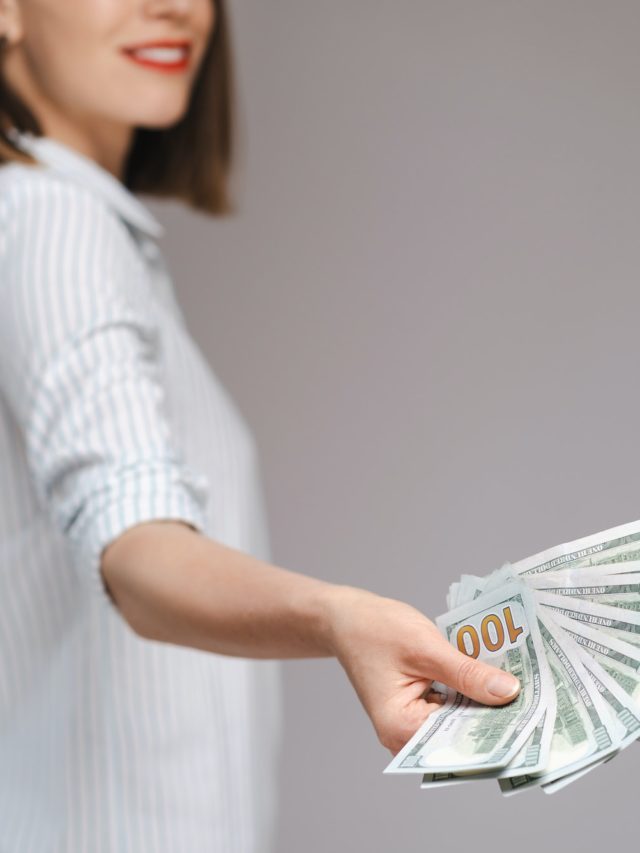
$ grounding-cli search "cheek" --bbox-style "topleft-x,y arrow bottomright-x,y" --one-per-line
20,2 -> 116,95
197,0 -> 216,44
205,0 -> 217,26
27,42 -> 122,113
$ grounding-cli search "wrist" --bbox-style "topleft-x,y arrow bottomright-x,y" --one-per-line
317,583 -> 379,659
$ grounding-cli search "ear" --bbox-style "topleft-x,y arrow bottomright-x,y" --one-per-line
0,0 -> 23,45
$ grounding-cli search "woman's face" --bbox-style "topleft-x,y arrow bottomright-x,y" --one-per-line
3,0 -> 215,132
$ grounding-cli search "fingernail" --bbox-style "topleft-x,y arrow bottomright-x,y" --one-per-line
486,671 -> 520,698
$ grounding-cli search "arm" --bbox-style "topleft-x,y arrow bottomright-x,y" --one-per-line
0,177 -> 211,603
101,518 -> 339,658
0,176 -> 519,756
102,520 -> 522,754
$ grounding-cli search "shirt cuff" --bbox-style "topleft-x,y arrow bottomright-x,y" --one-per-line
64,461 -> 210,612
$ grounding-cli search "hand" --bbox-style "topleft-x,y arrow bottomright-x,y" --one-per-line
324,585 -> 521,755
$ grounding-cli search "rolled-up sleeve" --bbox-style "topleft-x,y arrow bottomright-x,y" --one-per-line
0,174 -> 210,608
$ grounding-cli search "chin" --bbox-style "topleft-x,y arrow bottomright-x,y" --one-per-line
124,96 -> 191,130
135,112 -> 189,130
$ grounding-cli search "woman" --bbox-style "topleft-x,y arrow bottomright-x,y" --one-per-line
0,1 -> 520,850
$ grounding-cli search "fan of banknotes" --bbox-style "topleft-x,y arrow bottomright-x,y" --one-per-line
384,518 -> 640,795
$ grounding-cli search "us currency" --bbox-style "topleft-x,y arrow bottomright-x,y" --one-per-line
445,582 -> 460,612
578,646 -> 640,747
420,707 -> 555,788
446,523 -> 640,612
525,568 -> 640,609
447,559 -> 640,791
421,612 -> 558,787
385,582 -> 550,775
536,590 -> 640,650
499,611 -> 624,795
446,573 -> 487,610
540,757 -> 611,795
512,518 -> 640,577
449,567 -> 510,607
540,637 -> 640,794
543,609 -> 640,706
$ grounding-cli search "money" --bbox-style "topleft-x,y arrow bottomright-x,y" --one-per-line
384,518 -> 640,796
499,612 -> 625,794
420,709 -> 555,788
525,568 -> 640,608
512,519 -> 640,576
543,609 -> 640,704
536,591 -> 640,649
384,583 -> 551,775
539,636 -> 640,795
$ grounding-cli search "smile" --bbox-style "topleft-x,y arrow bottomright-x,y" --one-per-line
121,42 -> 191,73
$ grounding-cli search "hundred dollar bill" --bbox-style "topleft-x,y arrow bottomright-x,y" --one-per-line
385,582 -> 550,775
539,756 -> 611,795
499,611 -> 623,795
420,706 -> 556,788
420,772 -> 474,789
457,567 -> 511,604
512,518 -> 640,577
536,590 -> 640,649
449,523 -> 640,614
545,609 -> 640,707
585,559 -> 640,574
448,573 -> 489,608
453,560 -> 640,611
541,636 -> 640,794
446,582 -> 461,611
525,569 -> 640,609
578,646 -> 640,746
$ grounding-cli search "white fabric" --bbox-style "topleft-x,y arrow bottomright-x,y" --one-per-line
0,130 -> 282,852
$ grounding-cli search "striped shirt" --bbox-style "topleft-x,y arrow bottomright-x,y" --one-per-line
0,129 -> 282,852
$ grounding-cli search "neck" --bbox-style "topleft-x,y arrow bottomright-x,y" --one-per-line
36,116 -> 134,181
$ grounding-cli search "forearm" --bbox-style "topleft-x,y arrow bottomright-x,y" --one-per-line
100,519 -> 345,658
100,519 -> 521,754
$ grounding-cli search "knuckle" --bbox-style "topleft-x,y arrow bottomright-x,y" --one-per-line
455,655 -> 481,695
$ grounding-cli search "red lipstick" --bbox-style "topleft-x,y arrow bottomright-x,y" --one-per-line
121,40 -> 191,73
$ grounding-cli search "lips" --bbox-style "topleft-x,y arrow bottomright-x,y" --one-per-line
121,40 -> 192,72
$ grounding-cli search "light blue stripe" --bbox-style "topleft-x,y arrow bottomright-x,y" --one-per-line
0,134 -> 281,851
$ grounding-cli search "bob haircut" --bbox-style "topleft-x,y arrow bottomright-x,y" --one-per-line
0,0 -> 235,215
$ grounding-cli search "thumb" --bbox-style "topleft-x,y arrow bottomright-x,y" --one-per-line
429,638 -> 521,706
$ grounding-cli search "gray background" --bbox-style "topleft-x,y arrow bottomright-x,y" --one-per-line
147,2 -> 639,850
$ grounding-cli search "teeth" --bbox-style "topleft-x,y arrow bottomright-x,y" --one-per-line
130,47 -> 187,63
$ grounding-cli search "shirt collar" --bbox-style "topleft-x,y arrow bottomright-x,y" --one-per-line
6,127 -> 165,240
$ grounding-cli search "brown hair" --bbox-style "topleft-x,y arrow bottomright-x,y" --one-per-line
0,0 -> 235,215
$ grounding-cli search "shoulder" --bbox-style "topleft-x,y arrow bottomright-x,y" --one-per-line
0,162 -> 145,275
1,161 -> 105,214
0,162 -> 157,345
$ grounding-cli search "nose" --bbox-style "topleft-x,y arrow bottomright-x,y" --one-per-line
142,0 -> 197,16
